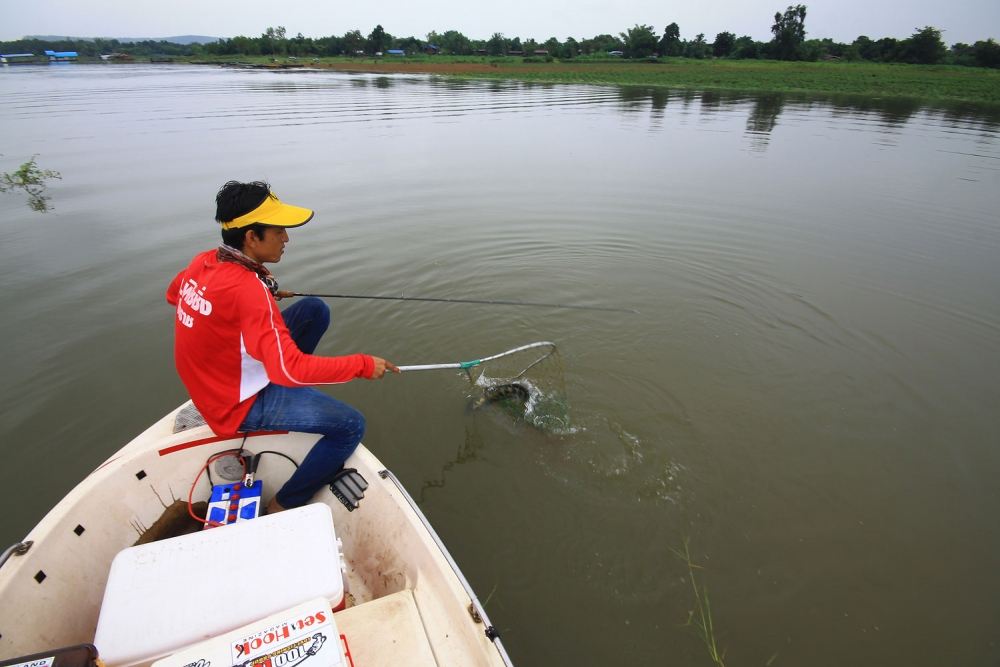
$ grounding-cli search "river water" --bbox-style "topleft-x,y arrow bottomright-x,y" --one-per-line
1,64 -> 998,666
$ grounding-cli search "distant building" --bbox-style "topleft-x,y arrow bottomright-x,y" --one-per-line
0,53 -> 38,64
386,49 -> 405,56
44,50 -> 78,61
423,44 -> 440,54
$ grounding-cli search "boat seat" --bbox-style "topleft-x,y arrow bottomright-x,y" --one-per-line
334,590 -> 438,666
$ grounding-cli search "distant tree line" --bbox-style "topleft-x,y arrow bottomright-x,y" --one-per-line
0,36 -> 196,57
3,6 -> 998,68
621,8 -> 999,67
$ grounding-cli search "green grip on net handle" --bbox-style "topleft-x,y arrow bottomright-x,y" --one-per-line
459,360 -> 482,369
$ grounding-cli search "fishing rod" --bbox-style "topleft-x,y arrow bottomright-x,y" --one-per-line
396,341 -> 556,374
291,292 -> 638,314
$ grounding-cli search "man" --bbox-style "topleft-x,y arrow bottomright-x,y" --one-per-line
167,180 -> 398,514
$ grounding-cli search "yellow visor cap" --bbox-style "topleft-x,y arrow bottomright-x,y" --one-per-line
221,193 -> 315,230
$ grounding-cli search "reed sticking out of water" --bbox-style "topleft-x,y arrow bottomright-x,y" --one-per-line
673,538 -> 727,667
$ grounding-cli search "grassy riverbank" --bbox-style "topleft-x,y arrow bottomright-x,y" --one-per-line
191,55 -> 1000,106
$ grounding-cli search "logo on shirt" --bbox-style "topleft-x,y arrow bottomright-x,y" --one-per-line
176,278 -> 213,328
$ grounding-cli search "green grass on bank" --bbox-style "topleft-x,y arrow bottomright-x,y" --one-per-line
183,55 -> 1000,106
463,58 -> 1000,105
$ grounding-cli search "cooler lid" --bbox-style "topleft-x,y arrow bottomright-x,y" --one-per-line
95,503 -> 344,667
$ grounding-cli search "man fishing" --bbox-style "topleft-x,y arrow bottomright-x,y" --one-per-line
167,180 -> 398,514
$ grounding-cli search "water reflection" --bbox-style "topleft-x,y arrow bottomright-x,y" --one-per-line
830,95 -> 922,128
746,93 -> 785,151
699,90 -> 725,112
605,85 -> 1000,153
427,76 -> 474,92
617,86 -> 651,112
649,88 -> 669,114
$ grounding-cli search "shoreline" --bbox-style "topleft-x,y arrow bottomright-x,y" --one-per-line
185,56 -> 1000,107
46,55 -> 1000,107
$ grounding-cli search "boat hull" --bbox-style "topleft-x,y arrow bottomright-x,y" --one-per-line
0,403 -> 511,666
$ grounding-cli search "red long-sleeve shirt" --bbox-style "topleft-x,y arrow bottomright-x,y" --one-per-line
167,250 -> 374,435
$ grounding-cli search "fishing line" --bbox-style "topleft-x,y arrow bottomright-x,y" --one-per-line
293,292 -> 637,314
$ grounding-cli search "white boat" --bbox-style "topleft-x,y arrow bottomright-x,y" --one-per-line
0,402 -> 514,666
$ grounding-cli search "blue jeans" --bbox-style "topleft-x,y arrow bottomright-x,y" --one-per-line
239,297 -> 365,508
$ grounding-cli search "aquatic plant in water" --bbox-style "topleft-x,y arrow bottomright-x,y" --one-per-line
674,539 -> 727,666
0,155 -> 61,212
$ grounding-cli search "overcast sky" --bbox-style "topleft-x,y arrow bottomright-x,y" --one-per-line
3,0 -> 997,46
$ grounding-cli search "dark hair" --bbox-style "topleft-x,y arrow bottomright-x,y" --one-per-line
216,180 -> 270,222
216,180 -> 272,250
221,223 -> 270,250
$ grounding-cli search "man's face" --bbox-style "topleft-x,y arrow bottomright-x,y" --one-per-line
247,226 -> 288,264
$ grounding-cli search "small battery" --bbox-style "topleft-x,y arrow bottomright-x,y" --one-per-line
205,480 -> 263,528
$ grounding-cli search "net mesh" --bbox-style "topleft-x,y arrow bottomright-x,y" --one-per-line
465,343 -> 574,434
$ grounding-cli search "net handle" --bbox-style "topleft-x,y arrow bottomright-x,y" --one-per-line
396,341 -> 557,373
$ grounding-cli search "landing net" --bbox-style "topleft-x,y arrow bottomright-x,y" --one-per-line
461,342 -> 573,434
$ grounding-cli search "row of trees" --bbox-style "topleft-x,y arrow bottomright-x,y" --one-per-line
0,36 -> 196,57
198,14 -> 999,68
3,6 -> 998,68
621,8 -> 998,67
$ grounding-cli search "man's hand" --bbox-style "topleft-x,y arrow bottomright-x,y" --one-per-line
370,357 -> 400,379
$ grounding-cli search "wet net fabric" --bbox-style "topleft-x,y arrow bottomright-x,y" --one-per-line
466,344 -> 573,434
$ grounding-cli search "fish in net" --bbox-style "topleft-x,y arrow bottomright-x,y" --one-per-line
397,341 -> 572,433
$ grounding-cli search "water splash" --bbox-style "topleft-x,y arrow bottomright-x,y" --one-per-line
471,372 -> 580,435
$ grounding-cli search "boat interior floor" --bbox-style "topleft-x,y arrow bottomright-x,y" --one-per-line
134,500 -> 205,545
337,590 -> 438,666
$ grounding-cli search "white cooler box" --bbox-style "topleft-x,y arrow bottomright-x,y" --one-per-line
94,503 -> 345,667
